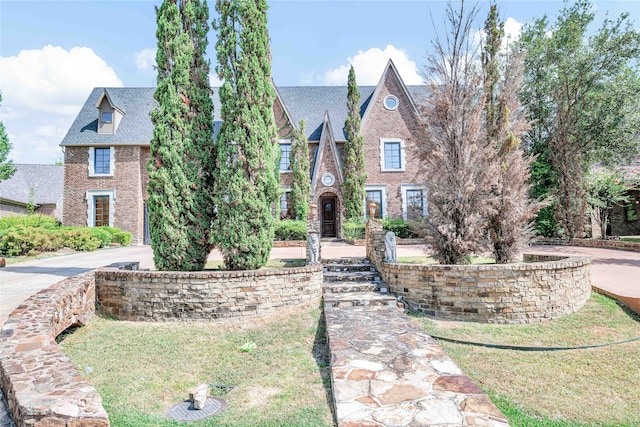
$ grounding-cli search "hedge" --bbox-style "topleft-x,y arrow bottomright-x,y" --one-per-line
274,219 -> 306,241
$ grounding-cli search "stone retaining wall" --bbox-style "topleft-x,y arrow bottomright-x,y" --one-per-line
272,240 -> 306,248
0,273 -> 109,426
95,264 -> 324,321
532,238 -> 640,253
366,220 -> 592,324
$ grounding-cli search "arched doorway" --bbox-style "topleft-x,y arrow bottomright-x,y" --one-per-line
320,193 -> 338,238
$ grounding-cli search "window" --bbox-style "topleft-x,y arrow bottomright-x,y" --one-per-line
401,185 -> 427,220
101,111 -> 113,123
383,95 -> 399,111
280,191 -> 292,219
379,138 -> 405,172
86,190 -> 115,227
279,141 -> 292,172
88,147 -> 114,176
365,185 -> 387,219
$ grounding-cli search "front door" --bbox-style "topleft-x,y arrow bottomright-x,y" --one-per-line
321,196 -> 337,238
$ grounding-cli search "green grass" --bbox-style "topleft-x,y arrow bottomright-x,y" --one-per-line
60,305 -> 333,426
621,237 -> 640,243
413,293 -> 640,426
204,258 -> 306,270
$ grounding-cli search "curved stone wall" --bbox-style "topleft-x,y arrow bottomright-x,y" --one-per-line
532,238 -> 640,253
379,254 -> 591,324
0,273 -> 109,426
95,264 -> 324,321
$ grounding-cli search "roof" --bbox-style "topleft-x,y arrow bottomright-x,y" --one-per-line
0,164 -> 64,205
62,83 -> 428,147
60,87 -> 156,147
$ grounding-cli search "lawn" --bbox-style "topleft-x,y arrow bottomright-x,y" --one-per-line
413,293 -> 640,427
59,303 -> 334,427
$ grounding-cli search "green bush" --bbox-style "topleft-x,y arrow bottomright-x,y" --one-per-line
90,227 -> 112,248
383,218 -> 419,239
274,220 -> 306,241
58,228 -> 101,251
343,220 -> 365,240
111,231 -> 132,246
0,226 -> 64,256
0,214 -> 60,230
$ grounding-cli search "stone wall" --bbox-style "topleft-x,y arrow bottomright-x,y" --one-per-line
532,238 -> 640,253
95,264 -> 324,321
0,273 -> 109,426
366,221 -> 592,324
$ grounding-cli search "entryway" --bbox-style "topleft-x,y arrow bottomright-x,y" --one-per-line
320,196 -> 337,238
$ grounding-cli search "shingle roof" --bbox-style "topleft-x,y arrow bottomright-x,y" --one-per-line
62,85 -> 427,147
0,164 -> 64,205
60,88 -> 156,147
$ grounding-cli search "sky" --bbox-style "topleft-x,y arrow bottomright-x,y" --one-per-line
1,0 -> 638,165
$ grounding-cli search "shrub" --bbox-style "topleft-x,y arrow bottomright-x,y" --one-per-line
58,228 -> 101,251
0,226 -> 63,256
0,214 -> 60,230
274,220 -> 306,241
111,231 -> 132,246
90,228 -> 112,248
383,218 -> 418,239
343,220 -> 365,240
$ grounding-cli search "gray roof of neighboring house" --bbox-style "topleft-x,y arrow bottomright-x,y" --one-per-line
60,87 -> 157,147
0,164 -> 64,205
61,85 -> 427,147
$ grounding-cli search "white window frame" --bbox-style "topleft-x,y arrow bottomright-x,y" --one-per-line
364,185 -> 387,219
88,146 -> 115,177
101,111 -> 113,124
401,185 -> 428,220
86,189 -> 115,227
379,138 -> 405,172
383,94 -> 399,111
280,186 -> 292,219
278,139 -> 292,173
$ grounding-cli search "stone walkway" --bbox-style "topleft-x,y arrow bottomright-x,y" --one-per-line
323,258 -> 510,426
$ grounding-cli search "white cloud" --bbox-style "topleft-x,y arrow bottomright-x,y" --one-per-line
503,17 -> 523,46
134,48 -> 156,71
321,45 -> 424,86
0,45 -> 122,163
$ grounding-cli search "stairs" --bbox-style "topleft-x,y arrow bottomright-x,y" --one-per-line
322,257 -> 399,309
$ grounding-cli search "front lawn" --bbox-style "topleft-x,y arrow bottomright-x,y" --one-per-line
414,293 -> 640,426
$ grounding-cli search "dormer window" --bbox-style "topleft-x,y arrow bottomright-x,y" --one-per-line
101,112 -> 113,124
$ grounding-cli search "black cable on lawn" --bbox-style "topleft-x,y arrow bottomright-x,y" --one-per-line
429,334 -> 640,351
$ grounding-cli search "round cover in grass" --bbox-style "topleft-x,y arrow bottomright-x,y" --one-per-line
166,397 -> 227,421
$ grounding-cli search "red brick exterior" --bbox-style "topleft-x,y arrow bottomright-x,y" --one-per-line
63,145 -> 149,244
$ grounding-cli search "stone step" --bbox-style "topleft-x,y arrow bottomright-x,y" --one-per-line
323,257 -> 370,266
323,262 -> 376,273
323,281 -> 379,294
324,292 -> 399,309
323,271 -> 381,283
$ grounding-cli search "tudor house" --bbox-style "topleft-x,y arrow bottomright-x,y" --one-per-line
61,60 -> 428,244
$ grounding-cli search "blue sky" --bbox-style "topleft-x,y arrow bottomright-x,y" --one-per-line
1,0 -> 638,164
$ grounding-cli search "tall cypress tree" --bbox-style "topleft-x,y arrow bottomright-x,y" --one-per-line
0,93 -> 16,181
290,120 -> 311,221
148,0 -> 214,271
342,66 -> 366,221
213,0 -> 279,270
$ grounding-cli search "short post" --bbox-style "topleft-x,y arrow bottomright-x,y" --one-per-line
307,204 -> 321,264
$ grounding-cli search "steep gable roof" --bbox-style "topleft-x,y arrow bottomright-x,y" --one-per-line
311,111 -> 344,195
0,164 -> 64,205
95,89 -> 125,115
60,87 -> 156,147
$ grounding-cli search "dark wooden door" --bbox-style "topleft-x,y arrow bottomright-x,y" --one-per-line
321,196 -> 337,237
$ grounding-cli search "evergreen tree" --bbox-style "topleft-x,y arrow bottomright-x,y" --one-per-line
342,66 -> 367,221
0,93 -> 16,181
290,120 -> 311,220
148,0 -> 214,271
482,5 -> 542,263
213,0 -> 279,270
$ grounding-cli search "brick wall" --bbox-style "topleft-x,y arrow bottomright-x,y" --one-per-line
63,145 -> 147,244
95,264 -> 323,321
0,272 -> 109,426
366,221 -> 592,324
361,71 -> 425,219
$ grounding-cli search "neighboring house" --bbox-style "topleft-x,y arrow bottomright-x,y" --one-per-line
61,60 -> 428,244
0,164 -> 64,220
610,165 -> 640,236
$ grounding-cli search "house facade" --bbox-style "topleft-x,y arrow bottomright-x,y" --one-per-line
0,164 -> 64,220
61,60 -> 428,244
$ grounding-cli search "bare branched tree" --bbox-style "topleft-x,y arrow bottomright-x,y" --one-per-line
420,0 -> 497,264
